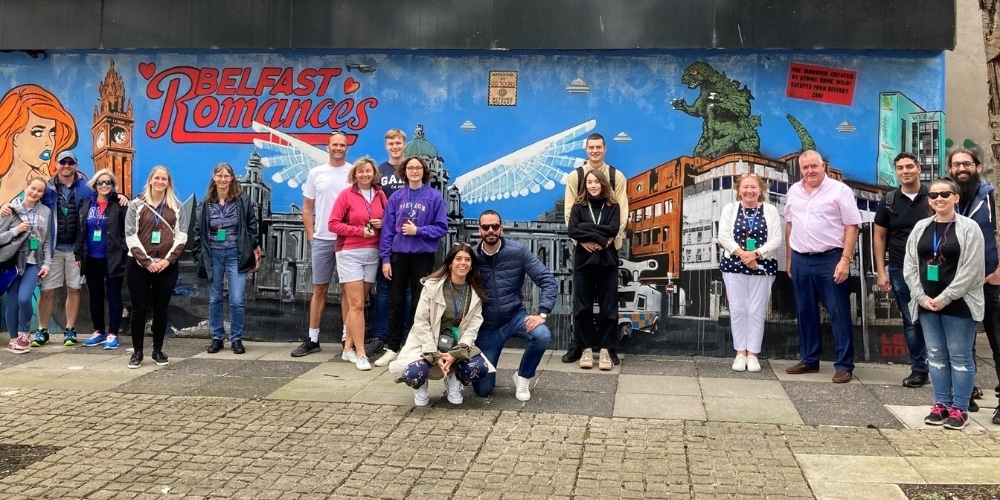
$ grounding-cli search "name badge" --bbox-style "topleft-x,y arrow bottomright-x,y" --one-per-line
92,229 -> 102,242
926,264 -> 939,282
746,238 -> 757,251
216,229 -> 227,241
28,237 -> 39,250
151,230 -> 161,244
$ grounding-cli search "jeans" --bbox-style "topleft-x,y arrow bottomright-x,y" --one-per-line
374,269 -> 411,342
920,311 -> 977,411
386,252 -> 435,352
5,264 -> 39,334
84,258 -> 124,334
791,251 -> 855,372
400,356 -> 489,389
572,266 -> 618,349
472,308 -> 551,397
887,265 -> 927,373
208,247 -> 248,342
127,259 -> 179,353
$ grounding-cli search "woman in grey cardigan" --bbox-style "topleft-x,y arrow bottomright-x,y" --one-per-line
0,178 -> 52,353
904,177 -> 984,430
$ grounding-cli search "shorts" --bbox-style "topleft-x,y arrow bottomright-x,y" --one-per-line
311,238 -> 338,285
41,249 -> 83,291
337,248 -> 380,283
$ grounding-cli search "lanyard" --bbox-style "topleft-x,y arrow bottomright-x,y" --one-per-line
152,201 -> 165,228
588,201 -> 603,225
931,219 -> 954,261
26,206 -> 37,233
743,206 -> 759,234
94,201 -> 108,231
360,188 -> 374,218
450,281 -> 468,323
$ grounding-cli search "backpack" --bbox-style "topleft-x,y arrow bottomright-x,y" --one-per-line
576,165 -> 619,193
884,189 -> 899,215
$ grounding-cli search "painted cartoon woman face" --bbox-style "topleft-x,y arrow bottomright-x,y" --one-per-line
13,110 -> 56,169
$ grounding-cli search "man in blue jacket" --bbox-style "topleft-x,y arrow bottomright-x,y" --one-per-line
472,210 -> 556,402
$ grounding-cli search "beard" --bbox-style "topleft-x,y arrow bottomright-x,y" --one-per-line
955,172 -> 981,210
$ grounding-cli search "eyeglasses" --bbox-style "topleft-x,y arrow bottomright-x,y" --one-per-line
927,191 -> 955,200
58,160 -> 77,166
479,223 -> 501,232
214,174 -> 233,179
405,166 -> 423,171
950,161 -> 976,168
94,180 -> 114,187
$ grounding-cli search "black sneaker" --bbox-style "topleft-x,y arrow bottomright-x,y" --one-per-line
128,351 -> 143,369
972,385 -> 983,399
943,407 -> 969,430
924,403 -> 949,426
561,344 -> 582,363
993,405 -> 1000,425
902,371 -> 929,388
609,350 -> 621,366
152,351 -> 169,366
970,398 -> 980,413
291,340 -> 321,357
207,339 -> 224,353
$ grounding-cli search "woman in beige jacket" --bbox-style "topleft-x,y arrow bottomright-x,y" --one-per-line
388,243 -> 490,406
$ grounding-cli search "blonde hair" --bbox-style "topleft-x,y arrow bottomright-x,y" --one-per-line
735,174 -> 768,203
87,169 -> 118,190
384,129 -> 406,142
347,157 -> 377,185
142,165 -> 180,211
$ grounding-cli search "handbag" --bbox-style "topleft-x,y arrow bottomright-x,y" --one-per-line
437,326 -> 459,352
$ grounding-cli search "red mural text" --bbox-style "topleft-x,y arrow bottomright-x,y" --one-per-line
141,63 -> 378,144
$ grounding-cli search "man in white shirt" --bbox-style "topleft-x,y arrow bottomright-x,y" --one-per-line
291,131 -> 351,357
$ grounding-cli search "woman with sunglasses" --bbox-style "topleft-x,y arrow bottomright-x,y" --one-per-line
77,170 -> 127,350
193,163 -> 260,355
124,166 -> 187,369
567,169 -> 620,371
388,243 -> 489,405
0,177 -> 51,353
375,156 -> 448,367
904,177 -> 984,430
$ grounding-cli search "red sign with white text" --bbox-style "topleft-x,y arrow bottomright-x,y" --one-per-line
786,63 -> 856,106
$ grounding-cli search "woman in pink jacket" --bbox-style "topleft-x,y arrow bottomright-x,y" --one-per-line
328,157 -> 387,370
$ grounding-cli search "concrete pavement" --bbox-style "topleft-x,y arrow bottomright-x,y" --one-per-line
0,336 -> 998,499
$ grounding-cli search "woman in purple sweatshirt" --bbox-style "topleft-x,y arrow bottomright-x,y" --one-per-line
374,156 -> 449,367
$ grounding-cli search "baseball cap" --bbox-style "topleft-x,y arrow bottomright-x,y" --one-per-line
56,151 -> 78,163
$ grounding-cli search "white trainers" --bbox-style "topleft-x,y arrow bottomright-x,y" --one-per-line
512,372 -> 532,401
356,356 -> 371,371
443,373 -> 464,404
413,381 -> 429,406
746,356 -> 761,372
342,349 -> 358,363
374,349 -> 397,367
732,354 -> 747,372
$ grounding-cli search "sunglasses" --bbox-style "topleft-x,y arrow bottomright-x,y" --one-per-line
479,223 -> 502,232
94,180 -> 114,187
927,191 -> 954,200
58,160 -> 77,166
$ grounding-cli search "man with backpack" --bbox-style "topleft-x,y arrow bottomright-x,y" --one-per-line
873,152 -> 931,388
560,133 -> 628,365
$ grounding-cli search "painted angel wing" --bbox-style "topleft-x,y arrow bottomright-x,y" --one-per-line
250,121 -> 328,189
453,119 -> 596,204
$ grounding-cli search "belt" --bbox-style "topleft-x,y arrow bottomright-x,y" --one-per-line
796,248 -> 842,257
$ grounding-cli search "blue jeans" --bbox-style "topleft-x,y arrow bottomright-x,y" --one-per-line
472,308 -> 551,397
887,265 -> 927,372
374,270 -> 410,342
920,311 -> 977,411
5,265 -> 39,335
208,247 -> 248,342
791,251 -> 855,372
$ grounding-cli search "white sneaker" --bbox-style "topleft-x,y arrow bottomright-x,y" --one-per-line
413,381 -> 429,406
356,356 -> 371,371
732,354 -> 747,372
746,356 -> 761,372
341,326 -> 347,343
512,372 -> 532,402
443,373 -> 463,404
374,349 -> 397,367
342,349 -> 358,363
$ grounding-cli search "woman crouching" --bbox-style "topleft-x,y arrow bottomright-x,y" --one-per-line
388,243 -> 489,406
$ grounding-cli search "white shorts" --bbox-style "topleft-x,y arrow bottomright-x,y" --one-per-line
336,248 -> 380,283
41,250 -> 83,291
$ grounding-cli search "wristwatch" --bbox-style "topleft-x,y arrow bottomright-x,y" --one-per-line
538,312 -> 548,319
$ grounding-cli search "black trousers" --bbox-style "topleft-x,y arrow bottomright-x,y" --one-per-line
572,265 -> 619,350
127,259 -> 179,353
386,252 -> 435,352
980,284 -> 1000,398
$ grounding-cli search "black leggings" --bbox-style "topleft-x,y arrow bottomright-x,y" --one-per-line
127,259 -> 179,353
386,252 -> 435,352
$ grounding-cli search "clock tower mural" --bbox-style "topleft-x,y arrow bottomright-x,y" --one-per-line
91,60 -> 136,197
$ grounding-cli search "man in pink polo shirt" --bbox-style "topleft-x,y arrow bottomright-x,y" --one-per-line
783,150 -> 863,383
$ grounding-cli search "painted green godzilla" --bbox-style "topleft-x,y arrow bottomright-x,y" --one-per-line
671,61 -> 816,159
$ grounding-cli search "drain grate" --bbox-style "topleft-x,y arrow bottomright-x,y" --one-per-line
0,444 -> 61,479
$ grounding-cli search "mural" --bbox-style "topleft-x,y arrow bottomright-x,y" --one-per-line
0,49 -> 946,362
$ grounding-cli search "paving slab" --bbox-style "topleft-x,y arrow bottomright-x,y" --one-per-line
617,374 -> 700,396
695,356 -> 779,380
0,351 -> 60,369
886,405 -> 990,431
704,395 -> 803,425
796,454 -> 924,484
265,362 -> 364,403
868,384 -> 934,407
852,364 -> 915,386
0,368 -> 78,389
255,343 -> 338,363
783,381 -> 904,429
33,370 -> 141,392
618,356 -> 697,377
809,481 -> 907,500
770,359 -> 860,384
613,393 -> 704,420
699,377 -> 789,399
908,457 -> 1000,483
524,387 -> 615,417
534,370 -> 617,393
